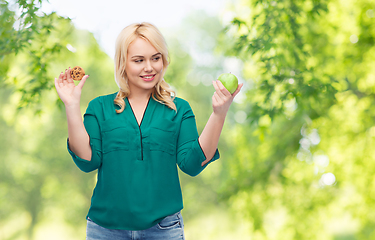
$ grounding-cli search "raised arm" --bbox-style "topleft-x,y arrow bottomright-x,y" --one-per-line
198,80 -> 243,166
54,68 -> 92,161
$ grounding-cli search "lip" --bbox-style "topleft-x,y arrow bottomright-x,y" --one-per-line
140,74 -> 156,82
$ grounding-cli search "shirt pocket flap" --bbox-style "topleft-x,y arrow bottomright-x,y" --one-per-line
101,119 -> 130,153
149,119 -> 177,155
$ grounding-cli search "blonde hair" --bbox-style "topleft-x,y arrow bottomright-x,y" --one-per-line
114,22 -> 176,113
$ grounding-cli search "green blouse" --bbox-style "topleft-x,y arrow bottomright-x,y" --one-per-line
67,93 -> 220,230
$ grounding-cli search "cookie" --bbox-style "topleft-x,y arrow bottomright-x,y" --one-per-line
70,66 -> 85,80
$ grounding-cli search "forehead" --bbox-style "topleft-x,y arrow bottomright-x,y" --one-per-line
127,37 -> 158,57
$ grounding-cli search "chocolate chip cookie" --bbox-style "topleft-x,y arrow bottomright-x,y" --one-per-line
70,66 -> 85,80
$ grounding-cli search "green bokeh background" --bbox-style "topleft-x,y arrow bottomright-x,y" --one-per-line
1,0 -> 375,239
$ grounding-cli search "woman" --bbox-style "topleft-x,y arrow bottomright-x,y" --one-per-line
55,22 -> 242,240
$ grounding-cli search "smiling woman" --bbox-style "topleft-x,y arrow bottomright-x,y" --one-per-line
113,22 -> 175,114
54,21 -> 242,240
125,39 -> 165,105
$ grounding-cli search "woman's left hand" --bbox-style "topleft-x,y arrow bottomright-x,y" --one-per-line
212,80 -> 243,118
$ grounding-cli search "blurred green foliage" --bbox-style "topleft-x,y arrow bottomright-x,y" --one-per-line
1,1 -> 116,239
217,0 -> 375,239
1,0 -> 67,110
1,0 -> 375,239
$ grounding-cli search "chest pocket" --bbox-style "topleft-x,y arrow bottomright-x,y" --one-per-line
101,119 -> 130,154
149,119 -> 177,155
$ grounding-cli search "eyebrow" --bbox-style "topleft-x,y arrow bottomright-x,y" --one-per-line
131,53 -> 162,59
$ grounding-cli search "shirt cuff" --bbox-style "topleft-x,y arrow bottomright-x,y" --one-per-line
67,139 -> 101,173
196,139 -> 220,163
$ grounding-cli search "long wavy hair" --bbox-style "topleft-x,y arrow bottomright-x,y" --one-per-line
114,22 -> 176,113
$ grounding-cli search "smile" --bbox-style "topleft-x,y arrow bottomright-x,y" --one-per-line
141,74 -> 156,81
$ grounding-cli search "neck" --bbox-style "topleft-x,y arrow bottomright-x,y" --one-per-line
128,90 -> 153,102
127,86 -> 154,102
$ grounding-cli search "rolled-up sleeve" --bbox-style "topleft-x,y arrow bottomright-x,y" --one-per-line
67,100 -> 102,173
176,103 -> 220,176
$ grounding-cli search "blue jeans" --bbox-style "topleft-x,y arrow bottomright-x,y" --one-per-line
86,212 -> 185,240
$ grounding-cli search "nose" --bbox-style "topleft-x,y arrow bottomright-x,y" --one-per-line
144,60 -> 153,72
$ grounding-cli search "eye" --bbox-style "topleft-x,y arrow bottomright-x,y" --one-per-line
134,59 -> 143,63
153,56 -> 161,61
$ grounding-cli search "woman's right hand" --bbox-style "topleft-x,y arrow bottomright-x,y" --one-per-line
54,67 -> 89,107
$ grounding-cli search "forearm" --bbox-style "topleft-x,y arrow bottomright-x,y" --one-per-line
197,80 -> 243,167
198,112 -> 226,166
66,104 -> 92,161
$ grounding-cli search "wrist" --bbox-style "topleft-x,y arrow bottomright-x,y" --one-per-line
64,102 -> 81,112
212,111 -> 227,122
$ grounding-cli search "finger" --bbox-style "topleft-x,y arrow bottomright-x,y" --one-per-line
213,91 -> 224,105
212,93 -> 220,106
58,72 -> 65,85
58,71 -> 64,81
54,77 -> 59,89
63,69 -> 68,80
77,75 -> 89,89
54,77 -> 65,96
66,67 -> 74,83
216,80 -> 232,96
232,83 -> 244,97
212,80 -> 227,99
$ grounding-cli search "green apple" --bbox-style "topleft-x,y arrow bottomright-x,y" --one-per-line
218,73 -> 238,94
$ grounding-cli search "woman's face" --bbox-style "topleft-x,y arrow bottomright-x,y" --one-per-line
125,37 -> 164,95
